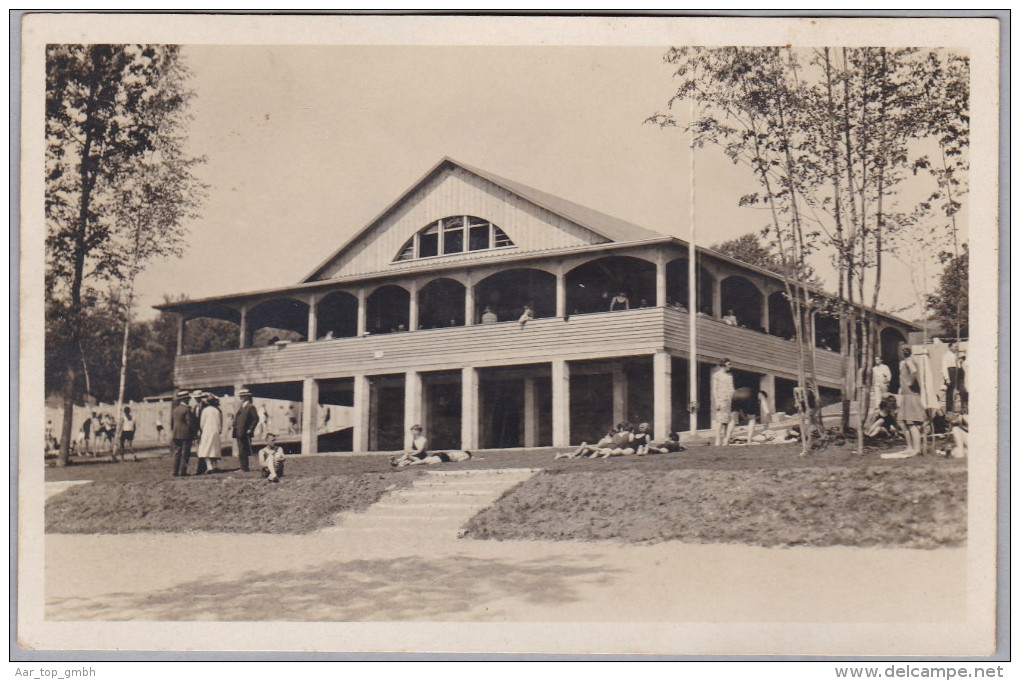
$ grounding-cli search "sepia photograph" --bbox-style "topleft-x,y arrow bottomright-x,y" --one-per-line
16,13 -> 1003,659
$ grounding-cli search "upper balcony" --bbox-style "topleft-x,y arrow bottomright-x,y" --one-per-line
174,306 -> 844,388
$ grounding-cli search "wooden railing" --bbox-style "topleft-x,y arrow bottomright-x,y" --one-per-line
174,306 -> 843,387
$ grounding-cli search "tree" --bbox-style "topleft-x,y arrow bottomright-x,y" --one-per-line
711,232 -> 786,273
46,45 -> 205,465
927,248 -> 968,339
650,45 -> 968,454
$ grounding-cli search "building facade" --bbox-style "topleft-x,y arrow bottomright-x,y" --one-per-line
159,159 -> 916,454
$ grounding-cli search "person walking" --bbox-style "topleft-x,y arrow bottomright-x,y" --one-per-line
233,388 -> 259,473
712,359 -> 736,447
197,396 -> 224,473
118,406 -> 137,461
170,390 -> 197,477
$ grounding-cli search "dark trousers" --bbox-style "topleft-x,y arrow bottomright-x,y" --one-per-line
172,439 -> 192,476
236,435 -> 253,471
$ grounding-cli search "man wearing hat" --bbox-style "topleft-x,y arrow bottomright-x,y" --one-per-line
232,388 -> 259,472
171,389 -> 198,477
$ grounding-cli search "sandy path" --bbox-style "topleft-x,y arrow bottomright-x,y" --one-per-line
46,529 -> 965,623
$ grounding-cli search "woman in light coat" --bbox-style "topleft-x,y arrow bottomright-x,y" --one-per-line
197,396 -> 224,472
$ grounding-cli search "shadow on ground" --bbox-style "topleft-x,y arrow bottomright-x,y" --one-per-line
47,552 -> 620,621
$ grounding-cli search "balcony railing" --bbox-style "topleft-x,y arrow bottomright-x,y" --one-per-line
174,306 -> 842,387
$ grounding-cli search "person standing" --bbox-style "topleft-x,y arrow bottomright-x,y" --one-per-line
871,355 -> 892,420
883,344 -> 925,459
197,396 -> 223,473
233,388 -> 259,473
118,406 -> 137,461
712,359 -> 736,447
170,390 -> 197,477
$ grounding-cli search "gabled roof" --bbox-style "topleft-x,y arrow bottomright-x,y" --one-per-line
301,157 -> 667,282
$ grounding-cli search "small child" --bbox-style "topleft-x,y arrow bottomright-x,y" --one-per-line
258,433 -> 285,482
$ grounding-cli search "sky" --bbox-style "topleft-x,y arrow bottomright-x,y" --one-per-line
132,44 -> 963,321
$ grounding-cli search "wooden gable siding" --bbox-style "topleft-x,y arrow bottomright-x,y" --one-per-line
663,309 -> 843,386
312,166 -> 609,280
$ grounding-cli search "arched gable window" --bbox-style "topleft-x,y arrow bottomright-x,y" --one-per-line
394,216 -> 515,262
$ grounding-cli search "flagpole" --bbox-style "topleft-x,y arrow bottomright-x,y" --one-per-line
687,97 -> 699,436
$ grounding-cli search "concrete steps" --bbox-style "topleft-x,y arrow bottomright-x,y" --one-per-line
328,468 -> 538,540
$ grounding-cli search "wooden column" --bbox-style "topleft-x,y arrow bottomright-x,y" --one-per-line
403,370 -> 423,449
461,366 -> 479,450
551,359 -> 570,447
357,288 -> 367,336
523,376 -> 538,448
653,350 -> 672,439
177,315 -> 186,356
301,378 -> 318,455
655,257 -> 667,307
760,288 -> 770,334
612,366 -> 628,425
408,280 -> 419,331
306,293 -> 318,342
555,266 -> 567,318
464,274 -> 475,326
238,303 -> 248,349
712,277 -> 722,318
352,374 -> 370,453
760,373 -> 777,423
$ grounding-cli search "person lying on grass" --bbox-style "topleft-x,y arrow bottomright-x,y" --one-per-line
402,450 -> 473,466
595,423 -> 636,459
558,423 -> 621,459
259,433 -> 285,483
646,431 -> 686,454
390,425 -> 429,467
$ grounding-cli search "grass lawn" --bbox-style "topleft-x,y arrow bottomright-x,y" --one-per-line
44,440 -> 966,546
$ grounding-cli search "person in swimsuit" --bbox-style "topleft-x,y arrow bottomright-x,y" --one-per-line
882,344 -> 924,459
391,425 -> 429,467
405,449 -> 473,466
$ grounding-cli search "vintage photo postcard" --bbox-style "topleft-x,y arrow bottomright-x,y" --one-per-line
16,13 -> 1003,657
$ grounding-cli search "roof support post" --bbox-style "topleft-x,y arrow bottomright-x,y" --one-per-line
301,378 -> 318,455
408,280 -> 419,332
523,375 -> 538,448
461,366 -> 478,450
551,359 -> 570,447
356,288 -> 367,337
176,315 -> 185,356
403,370 -> 422,450
555,264 -> 566,319
655,255 -> 667,308
464,273 -> 475,326
653,350 -> 672,441
238,303 -> 248,349
352,374 -> 370,454
306,293 -> 318,342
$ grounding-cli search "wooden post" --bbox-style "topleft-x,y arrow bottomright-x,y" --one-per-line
404,370 -> 423,449
653,350 -> 672,440
555,265 -> 567,318
357,288 -> 367,336
464,273 -> 475,326
353,374 -> 370,453
760,288 -> 770,334
612,366 -> 628,425
461,366 -> 478,450
761,373 -> 777,420
408,280 -> 419,331
177,315 -> 186,356
523,375 -> 538,448
655,257 -> 667,307
301,378 -> 318,455
307,293 -> 318,342
551,359 -> 570,447
238,303 -> 247,349
712,277 -> 722,319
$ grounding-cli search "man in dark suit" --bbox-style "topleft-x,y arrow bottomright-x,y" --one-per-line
233,388 -> 259,472
171,389 -> 198,477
